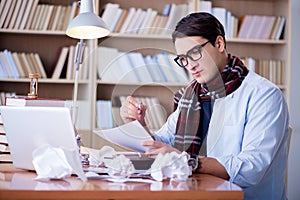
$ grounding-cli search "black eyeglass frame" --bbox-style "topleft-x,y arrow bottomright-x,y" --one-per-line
174,40 -> 211,68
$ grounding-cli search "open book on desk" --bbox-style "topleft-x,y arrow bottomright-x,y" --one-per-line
93,120 -> 154,153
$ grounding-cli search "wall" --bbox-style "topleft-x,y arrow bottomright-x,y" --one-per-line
287,0 -> 300,199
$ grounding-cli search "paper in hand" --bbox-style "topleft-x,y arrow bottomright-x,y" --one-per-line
93,120 -> 154,153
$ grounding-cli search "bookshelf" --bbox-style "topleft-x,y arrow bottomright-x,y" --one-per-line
0,0 -> 97,146
0,0 -> 291,149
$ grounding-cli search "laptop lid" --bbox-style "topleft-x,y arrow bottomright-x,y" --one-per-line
0,106 -> 79,171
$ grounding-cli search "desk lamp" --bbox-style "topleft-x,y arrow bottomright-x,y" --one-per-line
66,0 -> 110,124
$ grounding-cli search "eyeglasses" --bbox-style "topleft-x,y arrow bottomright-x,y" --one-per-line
174,41 -> 210,68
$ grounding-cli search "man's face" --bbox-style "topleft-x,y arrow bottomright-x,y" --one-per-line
174,36 -> 220,84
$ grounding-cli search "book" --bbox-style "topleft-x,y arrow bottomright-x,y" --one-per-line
2,0 -> 17,29
33,4 -> 45,30
61,4 -> 72,31
119,7 -> 136,33
0,51 -> 14,78
14,0 -> 27,29
3,50 -> 19,78
5,96 -> 66,107
96,100 -> 113,129
68,1 -> 78,25
20,52 -> 35,75
33,53 -> 47,78
130,9 -> 147,33
24,0 -> 38,29
127,52 -> 153,82
0,0 -> 11,28
19,0 -> 34,29
116,52 -> 140,83
29,4 -> 41,30
138,9 -> 157,34
17,53 -> 29,77
42,5 -> 54,30
66,45 -> 75,79
56,5 -> 66,31
93,120 -> 154,153
125,8 -> 143,33
50,5 -> 62,31
113,9 -> 128,33
101,3 -> 120,32
8,0 -> 22,29
97,46 -> 120,82
260,16 -> 276,39
10,52 -> 24,78
274,16 -> 286,40
143,55 -> 164,82
51,47 -> 69,79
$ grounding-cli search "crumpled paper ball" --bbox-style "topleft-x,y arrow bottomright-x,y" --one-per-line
32,144 -> 86,181
105,154 -> 136,180
150,151 -> 191,181
88,146 -> 135,180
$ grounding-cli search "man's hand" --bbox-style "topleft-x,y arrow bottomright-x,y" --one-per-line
195,156 -> 230,180
120,96 -> 147,126
142,140 -> 181,154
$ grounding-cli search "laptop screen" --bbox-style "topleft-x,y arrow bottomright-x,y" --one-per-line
0,106 -> 79,170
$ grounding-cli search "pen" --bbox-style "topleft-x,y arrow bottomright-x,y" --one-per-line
137,102 -> 143,110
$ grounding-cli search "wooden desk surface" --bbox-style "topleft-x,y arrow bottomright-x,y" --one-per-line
0,164 -> 243,200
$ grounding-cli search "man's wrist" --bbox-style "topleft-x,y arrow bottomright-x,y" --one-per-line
187,154 -> 200,172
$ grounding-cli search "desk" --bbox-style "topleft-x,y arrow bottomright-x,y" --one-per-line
0,164 -> 243,200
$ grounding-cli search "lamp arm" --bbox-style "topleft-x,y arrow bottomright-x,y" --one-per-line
72,39 -> 86,125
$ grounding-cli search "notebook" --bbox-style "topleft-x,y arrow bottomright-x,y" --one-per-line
0,106 -> 81,171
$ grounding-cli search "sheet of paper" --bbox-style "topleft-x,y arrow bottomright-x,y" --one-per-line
93,120 -> 154,153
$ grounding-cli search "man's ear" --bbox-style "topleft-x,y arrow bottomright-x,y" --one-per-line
215,35 -> 225,51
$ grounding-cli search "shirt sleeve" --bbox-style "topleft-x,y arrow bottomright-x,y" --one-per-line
152,107 -> 179,146
217,86 -> 289,187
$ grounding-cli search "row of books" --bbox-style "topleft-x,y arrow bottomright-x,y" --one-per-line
97,46 -> 191,84
0,0 -> 78,31
243,57 -> 285,85
0,46 -> 89,80
50,45 -> 89,80
100,1 -> 239,39
238,15 -> 286,40
0,49 -> 47,79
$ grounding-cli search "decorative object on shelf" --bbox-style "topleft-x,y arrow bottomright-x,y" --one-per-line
65,0 -> 110,124
28,73 -> 40,98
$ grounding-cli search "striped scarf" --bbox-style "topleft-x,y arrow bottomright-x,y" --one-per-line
173,55 -> 249,155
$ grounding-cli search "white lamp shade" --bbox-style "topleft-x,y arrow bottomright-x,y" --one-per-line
66,0 -> 110,39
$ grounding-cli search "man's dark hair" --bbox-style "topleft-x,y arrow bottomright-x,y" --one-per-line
172,12 -> 226,47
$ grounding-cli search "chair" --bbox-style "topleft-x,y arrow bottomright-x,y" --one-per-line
285,126 -> 292,192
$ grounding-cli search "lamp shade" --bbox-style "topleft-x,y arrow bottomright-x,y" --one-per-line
66,0 -> 110,39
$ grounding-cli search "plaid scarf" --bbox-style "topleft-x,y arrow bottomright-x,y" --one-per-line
173,55 -> 249,155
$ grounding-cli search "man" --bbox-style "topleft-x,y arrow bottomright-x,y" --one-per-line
120,12 -> 289,199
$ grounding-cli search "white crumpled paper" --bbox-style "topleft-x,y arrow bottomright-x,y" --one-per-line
86,146 -> 191,182
150,151 -> 191,181
32,144 -> 87,181
88,146 -> 135,180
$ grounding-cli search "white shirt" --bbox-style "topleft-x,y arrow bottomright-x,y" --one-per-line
154,70 -> 290,200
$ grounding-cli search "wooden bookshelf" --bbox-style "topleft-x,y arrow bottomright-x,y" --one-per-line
0,0 -> 291,148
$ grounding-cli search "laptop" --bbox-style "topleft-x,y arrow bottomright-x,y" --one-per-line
0,106 -> 82,171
